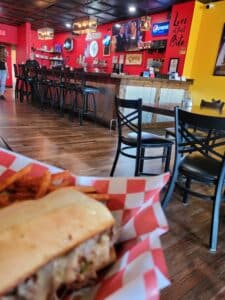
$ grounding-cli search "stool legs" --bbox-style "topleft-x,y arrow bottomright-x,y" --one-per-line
69,90 -> 98,125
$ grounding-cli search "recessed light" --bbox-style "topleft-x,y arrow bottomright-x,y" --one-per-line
128,5 -> 136,13
65,23 -> 72,28
115,23 -> 121,28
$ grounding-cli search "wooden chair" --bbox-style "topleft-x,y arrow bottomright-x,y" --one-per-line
162,107 -> 225,252
110,97 -> 173,176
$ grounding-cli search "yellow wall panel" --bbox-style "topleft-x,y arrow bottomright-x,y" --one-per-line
184,0 -> 225,104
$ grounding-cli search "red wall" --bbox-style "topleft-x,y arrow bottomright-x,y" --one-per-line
52,11 -> 170,75
0,23 -> 17,45
0,1 -> 195,79
16,23 -> 32,64
52,5 -> 194,76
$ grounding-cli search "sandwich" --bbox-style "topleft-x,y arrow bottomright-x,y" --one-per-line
0,187 -> 116,300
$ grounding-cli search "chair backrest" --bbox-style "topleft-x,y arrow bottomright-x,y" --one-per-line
175,107 -> 225,162
200,99 -> 224,112
115,97 -> 142,141
73,68 -> 86,86
13,64 -> 18,77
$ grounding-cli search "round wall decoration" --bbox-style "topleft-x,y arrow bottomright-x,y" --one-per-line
63,38 -> 73,51
89,40 -> 98,57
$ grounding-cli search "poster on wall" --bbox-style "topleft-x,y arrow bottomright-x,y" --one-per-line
214,24 -> 225,76
125,53 -> 142,65
102,31 -> 111,56
111,19 -> 143,52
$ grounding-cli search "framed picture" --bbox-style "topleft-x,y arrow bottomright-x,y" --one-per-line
214,24 -> 225,76
103,32 -> 111,56
125,53 -> 142,65
168,58 -> 179,73
103,45 -> 110,56
112,19 -> 143,52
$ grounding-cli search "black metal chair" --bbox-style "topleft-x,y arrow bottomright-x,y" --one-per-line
162,107 -> 225,252
0,137 -> 13,151
110,97 -> 173,177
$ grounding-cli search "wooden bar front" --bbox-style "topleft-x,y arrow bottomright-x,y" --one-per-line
84,73 -> 193,128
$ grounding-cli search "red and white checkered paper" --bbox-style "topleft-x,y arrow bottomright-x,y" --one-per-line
0,148 -> 170,300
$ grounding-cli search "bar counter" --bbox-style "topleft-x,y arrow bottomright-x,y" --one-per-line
84,72 -> 193,127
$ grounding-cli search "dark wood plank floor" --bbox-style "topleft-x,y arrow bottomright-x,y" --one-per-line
1,89 -> 225,300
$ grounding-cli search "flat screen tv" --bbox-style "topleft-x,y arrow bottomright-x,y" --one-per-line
112,19 -> 143,52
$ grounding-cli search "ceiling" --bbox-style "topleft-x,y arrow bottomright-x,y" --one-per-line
0,0 -> 221,33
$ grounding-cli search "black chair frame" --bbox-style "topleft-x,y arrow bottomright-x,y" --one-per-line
110,97 -> 173,177
162,107 -> 225,251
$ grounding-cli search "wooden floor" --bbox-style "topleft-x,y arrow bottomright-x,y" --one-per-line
1,90 -> 225,299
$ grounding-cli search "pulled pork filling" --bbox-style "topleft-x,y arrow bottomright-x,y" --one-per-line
1,229 -> 116,300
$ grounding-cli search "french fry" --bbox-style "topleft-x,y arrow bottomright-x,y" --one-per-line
73,186 -> 97,194
88,193 -> 110,202
48,179 -> 74,192
51,171 -> 72,184
0,164 -> 32,192
0,167 -> 110,209
35,170 -> 51,199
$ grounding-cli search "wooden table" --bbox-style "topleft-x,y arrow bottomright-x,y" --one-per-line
142,104 -> 225,118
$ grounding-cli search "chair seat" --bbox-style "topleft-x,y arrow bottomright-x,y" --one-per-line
165,127 -> 175,136
123,131 -> 173,146
180,153 -> 221,182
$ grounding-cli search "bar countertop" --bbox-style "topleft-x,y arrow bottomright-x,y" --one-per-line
110,73 -> 194,84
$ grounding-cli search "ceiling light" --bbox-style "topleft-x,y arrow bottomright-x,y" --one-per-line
65,23 -> 72,28
128,5 -> 136,13
37,27 -> 54,40
72,16 -> 97,35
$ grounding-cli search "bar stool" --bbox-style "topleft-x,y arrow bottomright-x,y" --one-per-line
71,69 -> 101,125
13,64 -> 23,101
18,64 -> 31,103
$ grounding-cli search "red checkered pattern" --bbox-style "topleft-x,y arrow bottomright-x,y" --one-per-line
0,148 -> 170,300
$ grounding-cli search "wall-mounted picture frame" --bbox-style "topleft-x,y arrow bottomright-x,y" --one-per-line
214,24 -> 225,76
103,45 -> 110,56
125,53 -> 142,65
168,58 -> 179,73
103,32 -> 111,56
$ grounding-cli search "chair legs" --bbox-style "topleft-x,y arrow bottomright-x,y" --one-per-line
164,145 -> 172,172
134,146 -> 141,176
79,93 -> 97,126
110,142 -> 121,176
182,177 -> 191,204
209,170 -> 225,252
161,155 -> 180,208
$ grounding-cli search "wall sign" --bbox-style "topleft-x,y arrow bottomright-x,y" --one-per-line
89,40 -> 98,57
86,32 -> 102,41
152,22 -> 169,36
168,11 -> 187,48
125,53 -> 142,65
